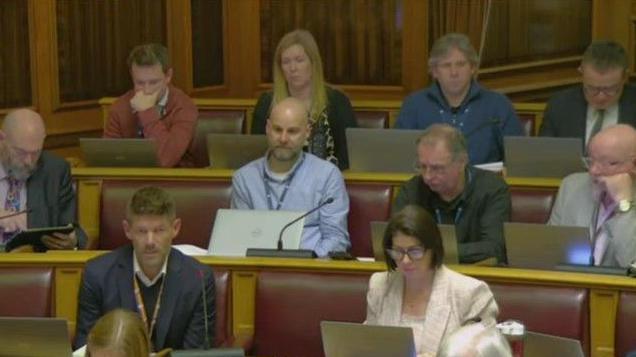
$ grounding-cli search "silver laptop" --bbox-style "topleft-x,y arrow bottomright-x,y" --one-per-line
504,136 -> 584,178
80,138 -> 158,167
370,221 -> 459,264
0,317 -> 72,357
346,128 -> 424,173
206,134 -> 268,169
208,209 -> 305,256
525,331 -> 585,357
321,321 -> 416,357
505,223 -> 591,270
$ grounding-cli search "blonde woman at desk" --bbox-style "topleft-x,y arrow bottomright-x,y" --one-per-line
364,205 -> 499,356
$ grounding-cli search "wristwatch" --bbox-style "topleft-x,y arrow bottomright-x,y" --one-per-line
618,199 -> 633,213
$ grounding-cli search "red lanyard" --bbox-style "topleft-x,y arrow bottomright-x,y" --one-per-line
133,274 -> 166,348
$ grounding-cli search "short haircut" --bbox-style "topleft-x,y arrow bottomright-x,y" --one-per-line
125,186 -> 176,222
382,205 -> 444,270
127,43 -> 170,73
438,323 -> 512,357
272,29 -> 328,122
581,40 -> 628,72
428,33 -> 479,69
86,309 -> 150,356
416,123 -> 468,162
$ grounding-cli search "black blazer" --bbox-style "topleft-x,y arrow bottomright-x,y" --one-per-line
75,245 -> 216,350
540,84 -> 636,139
26,151 -> 87,249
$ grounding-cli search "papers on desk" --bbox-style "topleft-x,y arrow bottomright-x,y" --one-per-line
473,161 -> 504,173
173,244 -> 208,256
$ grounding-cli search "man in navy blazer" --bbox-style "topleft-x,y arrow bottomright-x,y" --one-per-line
75,186 -> 215,351
0,108 -> 85,250
540,41 -> 636,145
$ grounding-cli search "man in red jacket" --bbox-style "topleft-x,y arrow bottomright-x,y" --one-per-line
104,43 -> 198,167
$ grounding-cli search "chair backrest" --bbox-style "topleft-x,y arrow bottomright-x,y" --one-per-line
489,282 -> 589,356
192,110 -> 246,167
252,271 -> 370,357
615,291 -> 636,357
99,180 -> 232,249
517,112 -> 536,136
354,111 -> 389,129
0,267 -> 53,317
509,186 -> 557,223
346,183 -> 393,257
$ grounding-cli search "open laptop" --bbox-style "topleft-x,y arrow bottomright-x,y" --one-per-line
370,221 -> 459,264
525,331 -> 585,357
208,209 -> 305,256
321,321 -> 416,357
346,128 -> 424,173
0,317 -> 72,357
206,134 -> 268,169
80,138 -> 158,167
504,136 -> 584,178
504,223 -> 591,270
170,348 -> 245,357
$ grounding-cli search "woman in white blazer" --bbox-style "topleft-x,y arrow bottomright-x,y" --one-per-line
364,205 -> 499,357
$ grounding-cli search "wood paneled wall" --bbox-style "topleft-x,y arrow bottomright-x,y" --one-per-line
0,0 -> 633,150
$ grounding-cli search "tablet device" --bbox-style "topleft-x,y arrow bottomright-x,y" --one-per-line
5,224 -> 75,252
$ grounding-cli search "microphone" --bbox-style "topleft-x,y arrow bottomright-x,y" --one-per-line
464,118 -> 500,138
246,197 -> 334,259
197,269 -> 211,349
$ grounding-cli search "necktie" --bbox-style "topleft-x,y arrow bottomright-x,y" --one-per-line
589,109 -> 605,143
2,176 -> 23,242
592,193 -> 616,265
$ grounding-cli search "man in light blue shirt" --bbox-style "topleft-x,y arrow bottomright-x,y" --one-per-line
231,97 -> 350,257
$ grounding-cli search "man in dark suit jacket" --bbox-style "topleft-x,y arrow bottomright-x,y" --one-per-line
0,108 -> 85,250
540,41 -> 636,144
75,186 -> 215,351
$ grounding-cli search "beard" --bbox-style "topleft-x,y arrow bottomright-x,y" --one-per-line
0,150 -> 36,181
270,146 -> 301,162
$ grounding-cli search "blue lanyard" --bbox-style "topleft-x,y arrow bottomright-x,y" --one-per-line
263,154 -> 305,210
433,169 -> 472,225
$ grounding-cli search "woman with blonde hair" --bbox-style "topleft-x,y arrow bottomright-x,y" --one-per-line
252,29 -> 357,170
85,309 -> 150,357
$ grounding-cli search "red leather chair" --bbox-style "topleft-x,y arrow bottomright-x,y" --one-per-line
99,180 -> 232,249
346,183 -> 393,257
615,291 -> 636,357
251,271 -> 371,357
490,282 -> 589,356
354,111 -> 389,129
509,187 -> 558,223
213,269 -> 231,347
192,110 -> 247,167
0,267 -> 53,317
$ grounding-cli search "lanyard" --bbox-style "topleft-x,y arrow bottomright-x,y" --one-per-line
133,274 -> 166,349
434,206 -> 463,225
263,154 -> 305,210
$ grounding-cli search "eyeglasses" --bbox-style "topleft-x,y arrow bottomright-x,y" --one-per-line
413,161 -> 453,175
386,246 -> 427,261
581,156 -> 634,170
583,84 -> 622,97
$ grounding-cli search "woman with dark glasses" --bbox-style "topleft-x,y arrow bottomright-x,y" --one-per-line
364,205 -> 499,356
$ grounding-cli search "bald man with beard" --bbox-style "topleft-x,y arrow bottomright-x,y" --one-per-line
0,108 -> 86,251
230,97 -> 350,257
549,124 -> 636,267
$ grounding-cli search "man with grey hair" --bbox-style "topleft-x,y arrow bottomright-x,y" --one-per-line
393,124 -> 510,264
540,40 -> 636,144
0,108 -> 86,250
104,43 -> 198,167
395,33 -> 523,165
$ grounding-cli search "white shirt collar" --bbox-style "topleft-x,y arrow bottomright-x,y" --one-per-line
133,252 -> 168,287
157,87 -> 169,108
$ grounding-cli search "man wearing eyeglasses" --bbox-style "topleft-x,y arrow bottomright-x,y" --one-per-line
549,124 -> 636,267
540,41 -> 636,145
393,124 -> 510,265
0,108 -> 86,251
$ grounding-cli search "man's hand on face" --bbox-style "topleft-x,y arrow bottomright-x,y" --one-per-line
41,230 -> 78,250
0,209 -> 27,234
599,173 -> 634,202
130,90 -> 161,113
